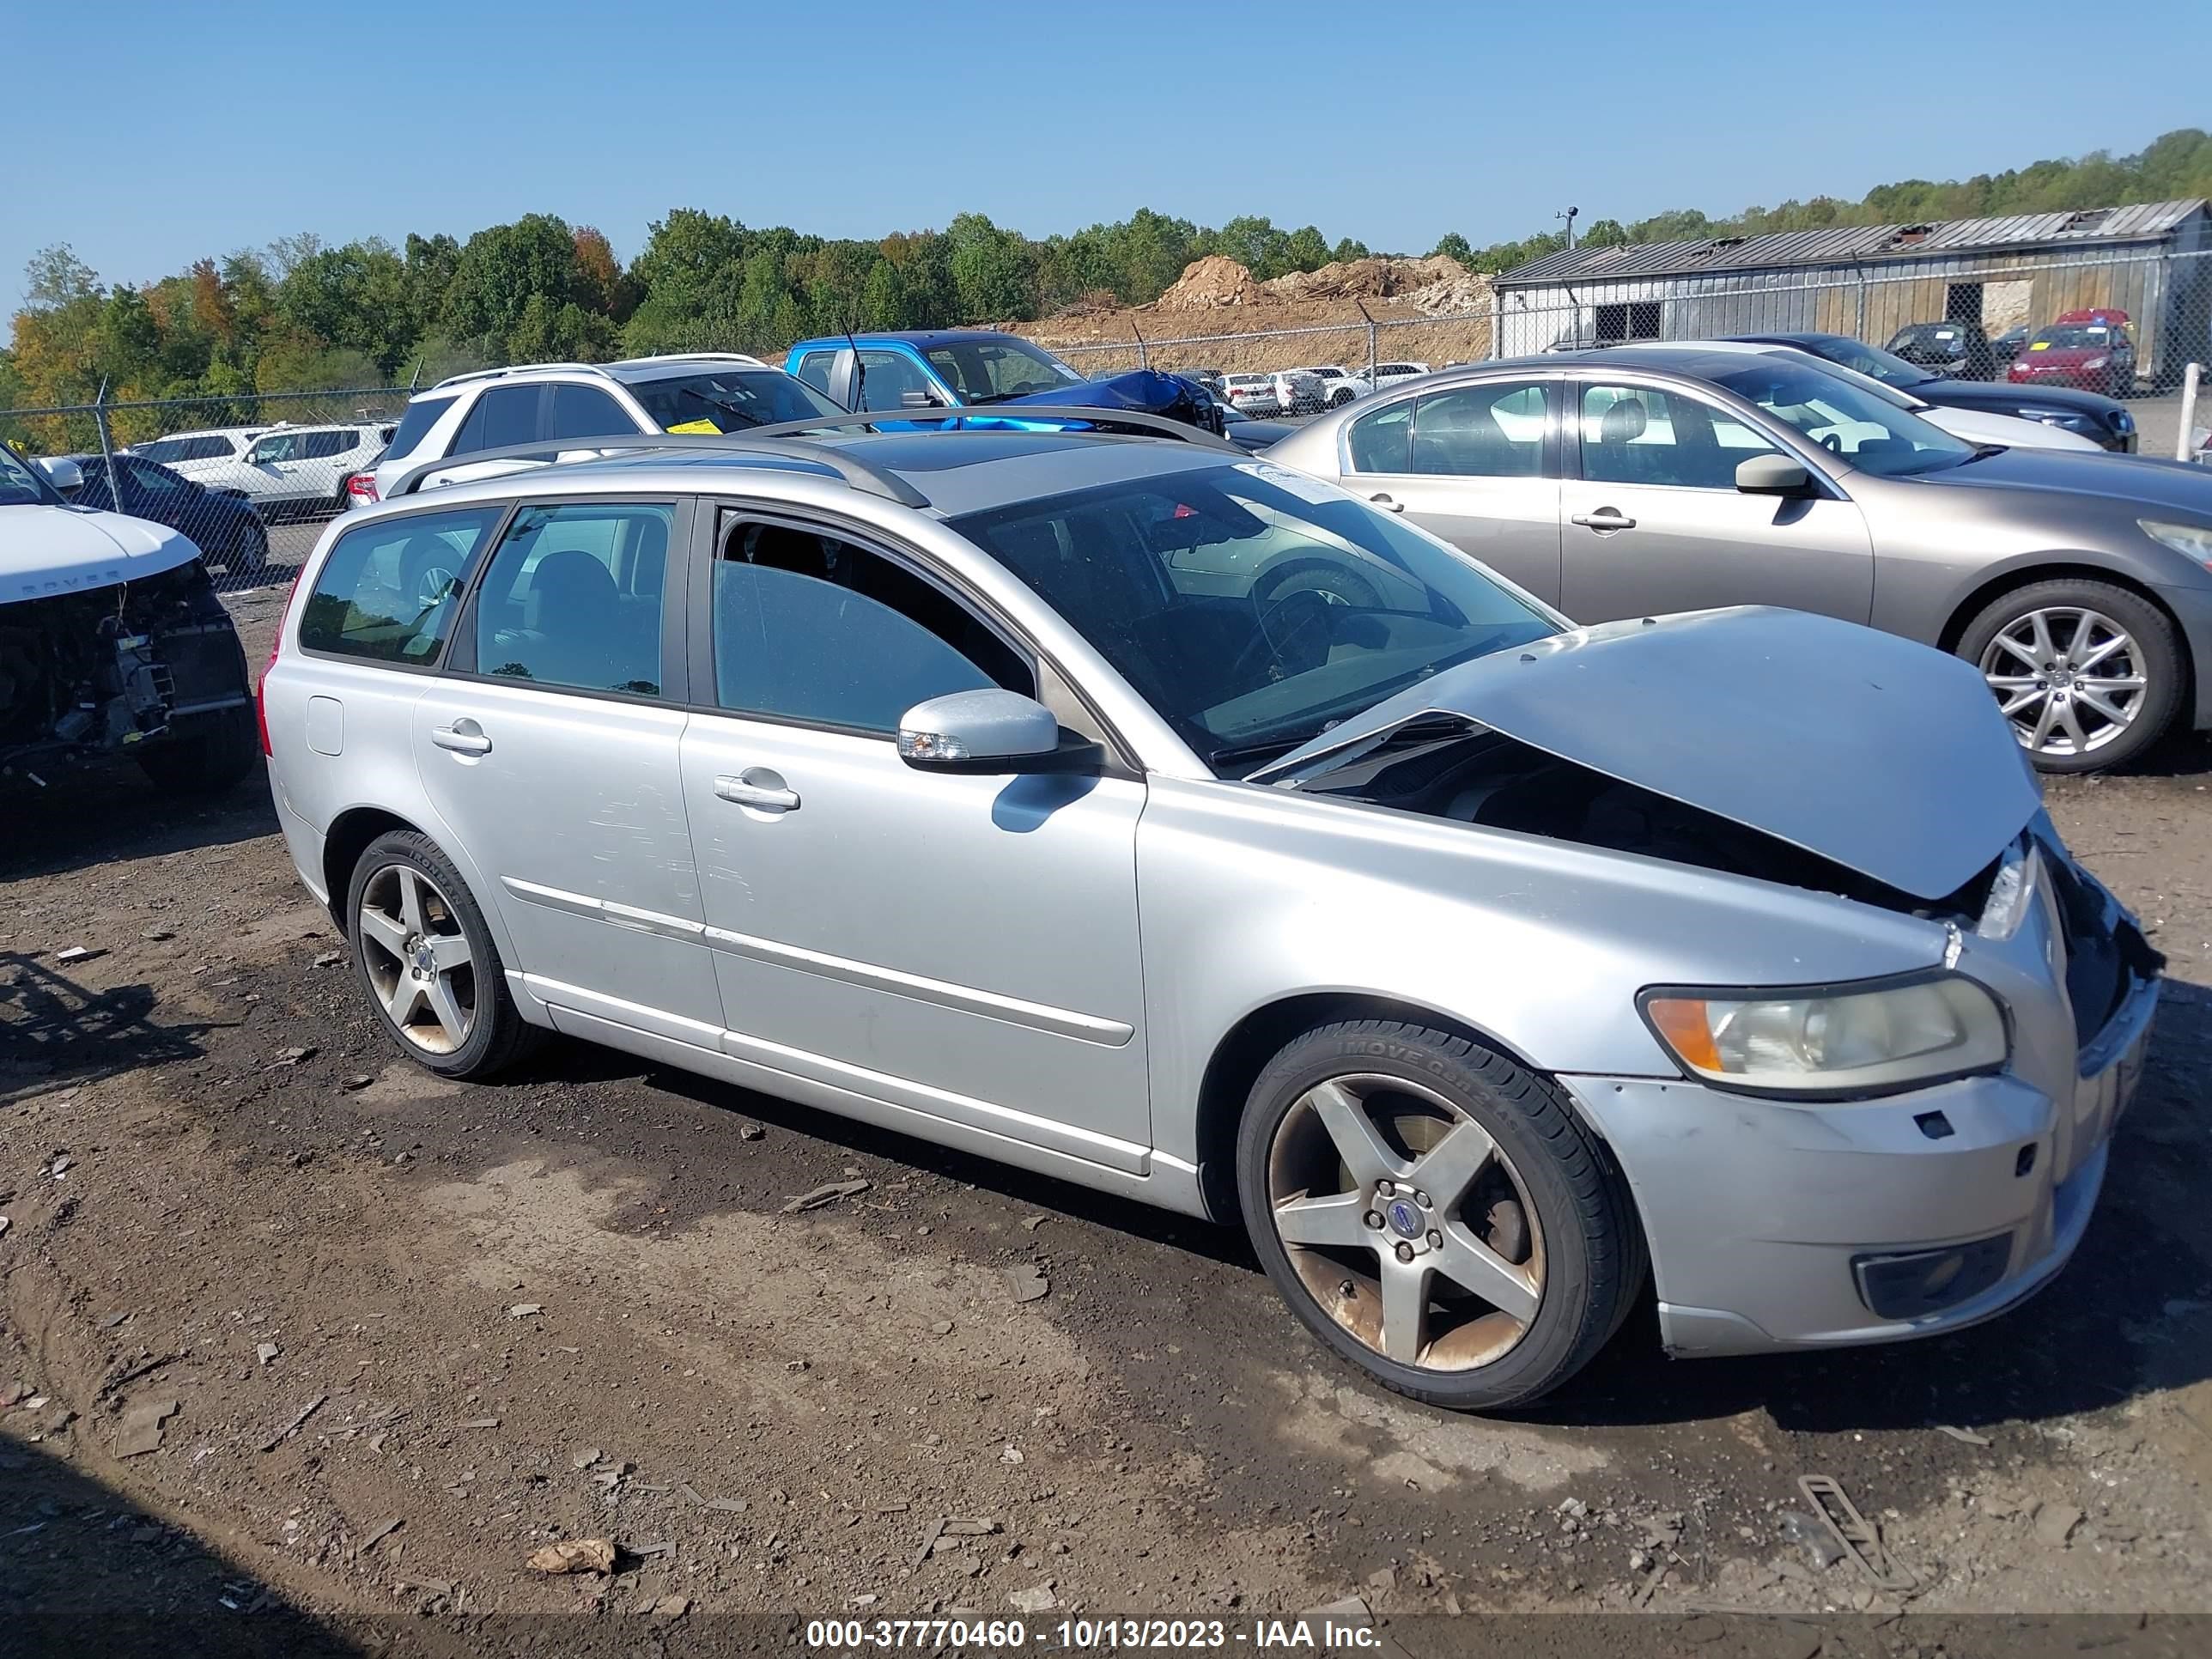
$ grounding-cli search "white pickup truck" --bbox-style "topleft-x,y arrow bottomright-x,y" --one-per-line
1,446 -> 258,793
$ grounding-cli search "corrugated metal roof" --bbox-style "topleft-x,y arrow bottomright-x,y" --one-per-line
1497,199 -> 2209,286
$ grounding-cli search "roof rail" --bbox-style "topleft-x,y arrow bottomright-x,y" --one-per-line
611,352 -> 768,369
386,433 -> 931,507
734,406 -> 1245,453
428,361 -> 611,392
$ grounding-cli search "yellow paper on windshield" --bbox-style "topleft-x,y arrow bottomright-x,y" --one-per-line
664,419 -> 720,434
2029,342 -> 2050,351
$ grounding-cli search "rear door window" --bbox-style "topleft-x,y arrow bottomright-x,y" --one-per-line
301,429 -> 354,460
793,351 -> 837,397
471,502 -> 674,696
447,385 -> 543,456
297,505 -> 506,665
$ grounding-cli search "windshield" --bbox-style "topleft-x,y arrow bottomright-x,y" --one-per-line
0,444 -> 63,507
921,338 -> 1085,404
1705,360 -> 1978,477
629,369 -> 842,433
948,460 -> 1557,771
2028,325 -> 2115,349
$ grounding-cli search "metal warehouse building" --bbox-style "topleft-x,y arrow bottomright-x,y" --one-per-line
1491,199 -> 2212,383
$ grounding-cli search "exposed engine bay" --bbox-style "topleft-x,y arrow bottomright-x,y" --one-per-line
0,558 -> 250,782
1297,721 -> 2001,922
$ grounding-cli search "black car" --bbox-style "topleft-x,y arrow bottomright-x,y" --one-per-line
1884,319 -> 1997,380
1729,331 -> 2137,453
58,453 -> 271,570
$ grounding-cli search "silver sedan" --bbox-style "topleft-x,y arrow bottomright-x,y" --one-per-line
261,421 -> 2158,1410
1263,348 -> 2212,774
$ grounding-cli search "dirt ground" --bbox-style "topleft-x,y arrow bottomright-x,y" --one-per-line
4,588 -> 2212,1656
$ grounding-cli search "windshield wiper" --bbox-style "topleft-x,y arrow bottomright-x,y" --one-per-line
676,386 -> 766,429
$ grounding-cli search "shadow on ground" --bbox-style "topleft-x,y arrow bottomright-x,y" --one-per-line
0,767 -> 276,884
0,952 -> 216,1107
0,1433 -> 357,1657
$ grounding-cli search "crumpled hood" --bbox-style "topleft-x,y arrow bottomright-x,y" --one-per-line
1004,369 -> 1208,424
0,504 -> 200,604
1255,606 -> 2041,902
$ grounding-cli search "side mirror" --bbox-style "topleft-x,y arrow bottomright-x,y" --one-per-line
37,457 -> 84,493
1735,453 -> 1811,495
897,689 -> 1101,775
900,388 -> 944,410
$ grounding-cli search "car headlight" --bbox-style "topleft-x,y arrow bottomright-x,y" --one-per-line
2082,356 -> 2109,369
1640,974 -> 2008,1097
2019,407 -> 2090,432
2142,520 -> 2212,564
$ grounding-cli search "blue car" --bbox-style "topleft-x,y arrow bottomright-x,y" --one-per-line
784,330 -> 1235,437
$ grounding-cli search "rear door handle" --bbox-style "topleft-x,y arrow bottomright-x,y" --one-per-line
1368,493 -> 1405,513
1571,508 -> 1637,532
714,774 -> 800,812
430,721 -> 491,756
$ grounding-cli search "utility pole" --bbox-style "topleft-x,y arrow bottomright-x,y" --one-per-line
1556,206 -> 1579,252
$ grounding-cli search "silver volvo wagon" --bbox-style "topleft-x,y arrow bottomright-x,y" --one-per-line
258,415 -> 2160,1410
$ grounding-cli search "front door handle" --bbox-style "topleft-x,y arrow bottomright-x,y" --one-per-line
1570,507 -> 1637,532
430,720 -> 492,756
1368,493 -> 1405,513
714,773 -> 800,812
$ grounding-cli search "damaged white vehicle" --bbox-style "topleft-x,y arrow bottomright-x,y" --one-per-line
1,446 -> 258,793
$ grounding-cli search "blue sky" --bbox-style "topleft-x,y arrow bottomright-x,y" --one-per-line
9,0 -> 2209,307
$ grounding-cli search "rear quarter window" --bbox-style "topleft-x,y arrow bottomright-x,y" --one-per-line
296,506 -> 505,666
385,395 -> 457,460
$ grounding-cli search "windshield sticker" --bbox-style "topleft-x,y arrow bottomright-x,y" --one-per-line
2029,342 -> 2051,351
663,418 -> 720,434
1234,461 -> 1356,507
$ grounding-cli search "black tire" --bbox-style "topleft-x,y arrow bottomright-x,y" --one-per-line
136,703 -> 259,795
234,521 -> 269,574
1955,577 -> 2183,774
1236,1019 -> 1644,1413
343,830 -> 543,1079
1328,387 -> 1356,408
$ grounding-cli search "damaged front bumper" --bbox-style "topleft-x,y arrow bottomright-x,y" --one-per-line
1565,841 -> 2159,1358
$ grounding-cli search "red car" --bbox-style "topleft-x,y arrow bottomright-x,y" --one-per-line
2008,313 -> 2136,396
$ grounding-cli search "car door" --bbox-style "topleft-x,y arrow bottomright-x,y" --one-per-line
410,495 -> 724,1036
244,431 -> 307,505
1337,379 -> 1565,605
290,429 -> 356,503
675,507 -> 1153,1171
1559,377 -> 1875,625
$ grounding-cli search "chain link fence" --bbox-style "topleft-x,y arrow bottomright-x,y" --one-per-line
1030,246 -> 2212,462
3,248 -> 2209,599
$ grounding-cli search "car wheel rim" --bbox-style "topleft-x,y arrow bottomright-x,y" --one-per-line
1979,606 -> 2147,757
1265,1073 -> 1544,1371
357,863 -> 476,1054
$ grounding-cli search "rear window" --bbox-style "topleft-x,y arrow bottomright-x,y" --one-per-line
296,505 -> 504,665
386,395 -> 457,460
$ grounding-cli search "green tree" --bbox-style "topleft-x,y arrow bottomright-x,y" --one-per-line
1429,232 -> 1474,264
24,244 -> 102,310
441,214 -> 601,360
946,213 -> 1036,321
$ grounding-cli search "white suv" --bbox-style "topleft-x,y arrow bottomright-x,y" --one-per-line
126,425 -> 267,486
1294,365 -> 1368,409
234,423 -> 395,517
367,355 -> 843,502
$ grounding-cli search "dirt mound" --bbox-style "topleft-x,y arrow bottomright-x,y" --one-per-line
1260,254 -> 1471,303
1407,270 -> 1492,317
1155,254 -> 1262,311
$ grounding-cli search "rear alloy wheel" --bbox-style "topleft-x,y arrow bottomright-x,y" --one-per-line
345,830 -> 541,1079
1960,579 -> 2181,773
1237,1020 -> 1643,1411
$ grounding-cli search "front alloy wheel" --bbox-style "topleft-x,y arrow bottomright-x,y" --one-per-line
1267,1073 -> 1544,1370
1237,1020 -> 1643,1411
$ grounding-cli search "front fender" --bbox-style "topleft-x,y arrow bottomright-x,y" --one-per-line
1134,776 -> 1950,1170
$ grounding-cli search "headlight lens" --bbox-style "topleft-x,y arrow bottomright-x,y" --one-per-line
2142,520 -> 2212,564
2082,356 -> 2109,369
1642,975 -> 2008,1096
